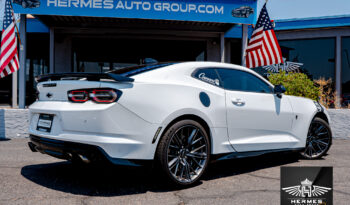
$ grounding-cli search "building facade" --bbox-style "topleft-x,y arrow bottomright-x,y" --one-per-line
0,1 -> 349,108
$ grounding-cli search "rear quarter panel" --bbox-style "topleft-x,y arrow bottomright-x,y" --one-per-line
101,72 -> 233,154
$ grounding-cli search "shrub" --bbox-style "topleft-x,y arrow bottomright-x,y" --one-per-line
314,77 -> 340,108
268,71 -> 319,101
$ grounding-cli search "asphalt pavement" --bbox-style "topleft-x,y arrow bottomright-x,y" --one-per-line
0,138 -> 349,205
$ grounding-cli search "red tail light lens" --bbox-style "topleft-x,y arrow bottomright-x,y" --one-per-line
68,88 -> 120,103
91,89 -> 118,103
68,90 -> 89,102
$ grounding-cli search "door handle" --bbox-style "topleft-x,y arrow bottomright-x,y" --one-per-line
232,98 -> 245,106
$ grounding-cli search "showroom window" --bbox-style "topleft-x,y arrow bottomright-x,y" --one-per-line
278,38 -> 336,81
341,37 -> 350,106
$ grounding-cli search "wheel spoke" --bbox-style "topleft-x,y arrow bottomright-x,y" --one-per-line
187,152 -> 207,159
190,157 -> 203,168
191,144 -> 206,153
315,140 -> 328,146
174,160 -> 180,176
169,145 -> 180,150
315,141 -> 323,153
168,157 -> 179,168
173,134 -> 182,147
188,128 -> 198,145
316,131 -> 328,136
310,143 -> 317,154
180,162 -> 185,179
184,160 -> 191,180
308,145 -> 313,157
191,136 -> 203,146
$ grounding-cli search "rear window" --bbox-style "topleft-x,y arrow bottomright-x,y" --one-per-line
110,63 -> 176,77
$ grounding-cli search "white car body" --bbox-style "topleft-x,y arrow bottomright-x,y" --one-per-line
28,62 -> 330,165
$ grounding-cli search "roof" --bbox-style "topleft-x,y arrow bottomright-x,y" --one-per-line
275,15 -> 350,31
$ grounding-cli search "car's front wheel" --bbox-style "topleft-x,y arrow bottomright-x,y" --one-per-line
156,120 -> 210,186
301,117 -> 332,159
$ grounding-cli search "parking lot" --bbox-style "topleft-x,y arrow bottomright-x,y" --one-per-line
0,138 -> 349,205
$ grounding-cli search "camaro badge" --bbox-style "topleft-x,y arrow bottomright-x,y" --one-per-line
282,178 -> 331,198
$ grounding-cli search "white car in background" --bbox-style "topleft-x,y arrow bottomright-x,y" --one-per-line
28,62 -> 332,186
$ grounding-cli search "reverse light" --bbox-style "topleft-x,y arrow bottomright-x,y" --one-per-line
68,88 -> 120,103
91,89 -> 118,103
68,90 -> 89,102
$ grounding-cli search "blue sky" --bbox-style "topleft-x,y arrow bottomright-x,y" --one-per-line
259,0 -> 350,20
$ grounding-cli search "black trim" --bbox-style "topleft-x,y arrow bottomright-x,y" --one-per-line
29,135 -> 150,166
211,148 -> 304,162
36,73 -> 134,83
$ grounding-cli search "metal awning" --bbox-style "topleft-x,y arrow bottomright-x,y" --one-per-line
36,15 -> 234,34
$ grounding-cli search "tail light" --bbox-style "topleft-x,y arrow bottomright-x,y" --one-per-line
91,89 -> 118,103
68,88 -> 120,103
68,90 -> 89,102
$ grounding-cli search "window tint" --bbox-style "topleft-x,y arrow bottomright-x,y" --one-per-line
193,68 -> 221,87
216,69 -> 272,93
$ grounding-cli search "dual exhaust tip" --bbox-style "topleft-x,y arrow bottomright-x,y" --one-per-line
28,142 -> 91,164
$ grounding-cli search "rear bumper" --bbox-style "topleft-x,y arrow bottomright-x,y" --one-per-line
29,135 -> 150,166
28,101 -> 162,160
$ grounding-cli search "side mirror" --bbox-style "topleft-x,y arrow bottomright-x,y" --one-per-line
274,84 -> 286,98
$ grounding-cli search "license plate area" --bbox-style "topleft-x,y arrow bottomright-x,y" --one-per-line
37,114 -> 54,132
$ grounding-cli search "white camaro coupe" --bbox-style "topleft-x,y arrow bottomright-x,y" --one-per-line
28,62 -> 332,186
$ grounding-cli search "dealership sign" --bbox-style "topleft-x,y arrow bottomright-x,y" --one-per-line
12,0 -> 257,24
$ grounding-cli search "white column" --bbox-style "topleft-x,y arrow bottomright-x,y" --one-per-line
241,24 -> 248,66
12,71 -> 17,108
220,33 -> 225,63
18,14 -> 26,109
336,35 -> 342,107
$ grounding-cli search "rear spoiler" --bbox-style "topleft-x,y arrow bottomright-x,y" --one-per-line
36,73 -> 134,83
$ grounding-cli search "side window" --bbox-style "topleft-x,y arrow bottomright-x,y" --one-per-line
193,68 -> 221,87
216,69 -> 273,93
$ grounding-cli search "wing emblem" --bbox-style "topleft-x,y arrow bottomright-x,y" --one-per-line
282,179 -> 332,198
282,185 -> 302,197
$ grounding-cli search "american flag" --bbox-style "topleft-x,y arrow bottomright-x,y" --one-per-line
0,0 -> 19,78
245,4 -> 283,68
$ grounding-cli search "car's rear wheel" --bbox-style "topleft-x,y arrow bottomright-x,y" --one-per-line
301,117 -> 332,159
156,120 -> 210,186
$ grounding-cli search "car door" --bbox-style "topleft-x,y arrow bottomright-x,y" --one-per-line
216,68 -> 297,152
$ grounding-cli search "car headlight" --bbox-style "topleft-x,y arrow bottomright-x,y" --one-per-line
313,101 -> 323,112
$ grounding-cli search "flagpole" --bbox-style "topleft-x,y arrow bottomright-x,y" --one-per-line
10,3 -> 21,46
241,24 -> 248,67
9,2 -> 20,108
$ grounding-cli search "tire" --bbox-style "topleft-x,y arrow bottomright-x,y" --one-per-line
156,120 -> 210,186
300,117 -> 332,159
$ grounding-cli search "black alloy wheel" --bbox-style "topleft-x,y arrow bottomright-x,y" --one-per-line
157,120 -> 210,186
301,117 -> 332,159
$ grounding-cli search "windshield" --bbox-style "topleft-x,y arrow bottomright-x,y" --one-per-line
109,63 -> 177,77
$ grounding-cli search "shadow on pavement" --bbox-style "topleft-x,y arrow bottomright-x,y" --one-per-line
21,152 -> 300,196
